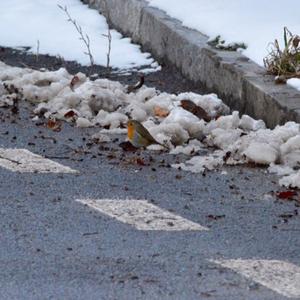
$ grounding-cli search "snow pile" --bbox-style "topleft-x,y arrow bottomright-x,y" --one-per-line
2,61 -> 300,188
0,0 -> 159,72
172,118 -> 300,188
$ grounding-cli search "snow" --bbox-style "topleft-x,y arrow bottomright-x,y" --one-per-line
146,0 -> 300,67
170,140 -> 203,155
2,61 -> 300,188
243,142 -> 278,165
0,0 -> 158,71
76,117 -> 93,128
287,78 -> 300,91
279,172 -> 300,188
172,151 -> 224,173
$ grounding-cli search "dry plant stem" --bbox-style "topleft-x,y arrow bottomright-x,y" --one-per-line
102,29 -> 112,72
36,40 -> 40,62
102,0 -> 112,73
58,4 -> 94,66
264,27 -> 300,77
106,28 -> 112,70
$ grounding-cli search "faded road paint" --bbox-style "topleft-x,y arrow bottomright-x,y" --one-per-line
77,199 -> 208,231
211,258 -> 300,298
0,148 -> 78,174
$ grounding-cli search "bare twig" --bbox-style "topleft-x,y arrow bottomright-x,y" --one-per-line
102,29 -> 112,71
58,4 -> 94,66
36,40 -> 40,62
101,1 -> 112,73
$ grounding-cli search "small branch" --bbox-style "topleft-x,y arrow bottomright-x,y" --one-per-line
101,0 -> 112,74
58,4 -> 94,66
36,40 -> 40,62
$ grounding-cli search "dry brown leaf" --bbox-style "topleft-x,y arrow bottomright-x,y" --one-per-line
64,110 -> 78,122
127,74 -> 145,93
180,99 -> 211,122
276,190 -> 297,200
119,141 -> 137,152
70,75 -> 80,91
47,118 -> 62,132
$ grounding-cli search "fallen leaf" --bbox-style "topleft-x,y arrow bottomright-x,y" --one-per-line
64,110 -> 78,122
154,106 -> 169,118
180,99 -> 211,122
127,74 -> 145,93
46,118 -> 62,132
64,110 -> 78,118
119,141 -> 137,152
70,75 -> 80,91
136,158 -> 146,166
276,190 -> 297,200
207,214 -> 225,220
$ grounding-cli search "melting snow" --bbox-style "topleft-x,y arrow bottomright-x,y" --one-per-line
1,61 -> 300,188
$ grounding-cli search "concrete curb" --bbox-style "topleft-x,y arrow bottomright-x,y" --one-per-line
84,0 -> 300,128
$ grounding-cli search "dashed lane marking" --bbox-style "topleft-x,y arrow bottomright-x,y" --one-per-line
76,199 -> 208,231
0,148 -> 78,173
211,258 -> 300,298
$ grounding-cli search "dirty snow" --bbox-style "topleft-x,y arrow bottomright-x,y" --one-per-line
146,0 -> 300,67
0,0 -> 159,72
2,61 -> 300,188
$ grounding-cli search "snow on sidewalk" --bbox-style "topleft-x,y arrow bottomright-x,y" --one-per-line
1,61 -> 300,188
146,0 -> 300,89
0,0 -> 159,72
146,0 -> 300,66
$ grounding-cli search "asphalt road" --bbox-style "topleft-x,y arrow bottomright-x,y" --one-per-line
0,100 -> 300,300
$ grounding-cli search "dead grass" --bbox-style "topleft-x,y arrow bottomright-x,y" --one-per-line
264,27 -> 300,81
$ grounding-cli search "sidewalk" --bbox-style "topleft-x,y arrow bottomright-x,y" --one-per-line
84,0 -> 300,128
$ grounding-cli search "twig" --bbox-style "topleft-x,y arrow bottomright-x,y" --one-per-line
101,1 -> 112,74
82,232 -> 99,236
44,155 -> 70,160
58,4 -> 94,66
102,29 -> 112,71
36,40 -> 40,62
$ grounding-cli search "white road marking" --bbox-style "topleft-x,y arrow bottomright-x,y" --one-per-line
77,199 -> 208,231
211,258 -> 300,298
0,148 -> 78,173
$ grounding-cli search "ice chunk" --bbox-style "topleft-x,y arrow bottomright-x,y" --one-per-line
239,114 -> 266,131
243,142 -> 278,164
76,117 -> 93,128
279,171 -> 300,188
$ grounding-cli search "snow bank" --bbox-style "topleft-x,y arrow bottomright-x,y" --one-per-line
2,61 -> 300,188
0,0 -> 159,72
146,0 -> 300,67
